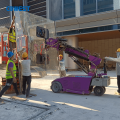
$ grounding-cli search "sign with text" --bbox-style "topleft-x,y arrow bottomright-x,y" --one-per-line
6,6 -> 30,11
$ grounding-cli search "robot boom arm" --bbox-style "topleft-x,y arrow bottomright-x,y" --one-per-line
46,38 -> 102,75
46,38 -> 89,60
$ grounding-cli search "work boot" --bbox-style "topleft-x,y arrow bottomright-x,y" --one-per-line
22,91 -> 25,95
16,93 -> 19,96
26,95 -> 32,98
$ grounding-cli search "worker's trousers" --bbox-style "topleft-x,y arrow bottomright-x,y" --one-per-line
22,75 -> 31,97
9,41 -> 16,51
59,70 -> 66,78
117,75 -> 120,93
0,78 -> 19,98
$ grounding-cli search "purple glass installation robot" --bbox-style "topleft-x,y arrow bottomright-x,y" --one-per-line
46,38 -> 110,96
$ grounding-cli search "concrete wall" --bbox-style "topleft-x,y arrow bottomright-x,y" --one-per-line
63,36 -> 79,69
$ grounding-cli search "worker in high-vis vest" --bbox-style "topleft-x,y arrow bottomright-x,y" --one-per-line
9,15 -> 16,51
9,27 -> 16,51
0,52 -> 19,103
9,28 -> 16,43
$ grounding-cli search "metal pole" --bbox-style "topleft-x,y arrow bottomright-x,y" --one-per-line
96,0 -> 98,13
23,0 -> 25,6
45,38 -> 47,71
10,0 -> 12,24
46,0 -> 50,19
62,0 -> 64,19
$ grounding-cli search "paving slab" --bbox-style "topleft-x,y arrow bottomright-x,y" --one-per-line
0,101 -> 45,120
29,70 -> 120,120
0,70 -> 119,120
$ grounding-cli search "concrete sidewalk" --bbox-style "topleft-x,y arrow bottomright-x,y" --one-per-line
29,70 -> 120,120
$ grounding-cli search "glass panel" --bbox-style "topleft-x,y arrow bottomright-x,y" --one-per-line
64,0 -> 75,19
28,0 -> 46,6
82,0 -> 96,15
80,27 -> 98,33
0,36 -> 7,42
64,14 -> 76,19
118,24 -> 120,29
99,25 -> 113,31
28,0 -> 33,2
57,24 -> 120,36
0,0 -> 11,27
63,30 -> 79,35
28,0 -> 46,18
97,0 -> 113,13
29,3 -> 46,10
64,0 -> 75,4
3,36 -> 7,41
14,11 -> 59,77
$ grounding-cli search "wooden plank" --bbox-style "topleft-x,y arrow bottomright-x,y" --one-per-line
11,96 -> 27,101
0,100 -> 5,105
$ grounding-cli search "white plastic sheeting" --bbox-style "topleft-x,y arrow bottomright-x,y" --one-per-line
14,11 -> 59,76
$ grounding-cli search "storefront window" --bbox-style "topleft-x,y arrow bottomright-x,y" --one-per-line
57,24 -> 119,36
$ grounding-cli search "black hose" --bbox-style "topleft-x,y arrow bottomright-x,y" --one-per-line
104,59 -> 107,74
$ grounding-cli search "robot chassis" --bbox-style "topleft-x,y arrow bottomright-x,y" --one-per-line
46,38 -> 110,96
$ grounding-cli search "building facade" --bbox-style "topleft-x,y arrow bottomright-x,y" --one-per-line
0,0 -> 120,69
27,0 -> 46,18
0,0 -> 47,29
47,0 -> 120,69
48,0 -> 120,20
0,0 -> 11,33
